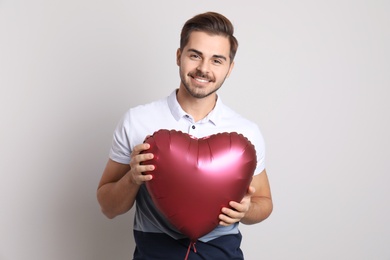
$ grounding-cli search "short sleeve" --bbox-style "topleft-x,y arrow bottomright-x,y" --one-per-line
109,111 -> 132,164
253,127 -> 266,175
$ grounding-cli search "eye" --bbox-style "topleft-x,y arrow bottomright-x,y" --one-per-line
190,54 -> 201,60
213,59 -> 223,65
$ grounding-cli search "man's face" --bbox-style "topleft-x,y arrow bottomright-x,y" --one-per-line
177,31 -> 234,99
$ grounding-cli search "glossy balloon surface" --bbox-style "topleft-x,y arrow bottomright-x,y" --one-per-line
142,129 -> 257,241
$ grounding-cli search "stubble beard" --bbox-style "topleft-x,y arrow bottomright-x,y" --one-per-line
179,69 -> 227,99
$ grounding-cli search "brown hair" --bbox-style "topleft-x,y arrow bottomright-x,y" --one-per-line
180,12 -> 238,63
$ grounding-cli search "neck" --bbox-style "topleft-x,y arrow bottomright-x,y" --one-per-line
176,88 -> 217,122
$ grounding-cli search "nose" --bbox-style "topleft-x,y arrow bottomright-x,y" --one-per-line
196,60 -> 210,75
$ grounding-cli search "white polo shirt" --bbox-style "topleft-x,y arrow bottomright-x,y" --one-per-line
109,89 -> 266,242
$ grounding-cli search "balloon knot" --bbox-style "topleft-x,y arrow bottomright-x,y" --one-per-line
184,241 -> 197,260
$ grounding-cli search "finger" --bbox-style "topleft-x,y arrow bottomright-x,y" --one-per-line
132,143 -> 151,156
218,213 -> 239,226
133,152 -> 154,164
230,198 -> 252,217
218,219 -> 231,226
221,207 -> 244,220
228,201 -> 246,212
135,173 -> 153,182
131,172 -> 153,185
247,185 -> 256,195
134,163 -> 155,173
129,152 -> 154,170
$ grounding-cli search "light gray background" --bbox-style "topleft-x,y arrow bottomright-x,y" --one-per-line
1,1 -> 389,259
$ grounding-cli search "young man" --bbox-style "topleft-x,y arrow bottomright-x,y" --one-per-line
97,12 -> 273,259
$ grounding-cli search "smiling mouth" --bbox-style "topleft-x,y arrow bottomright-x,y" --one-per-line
193,77 -> 210,83
189,72 -> 213,83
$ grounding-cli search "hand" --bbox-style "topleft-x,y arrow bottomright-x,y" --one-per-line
218,186 -> 256,226
128,143 -> 155,185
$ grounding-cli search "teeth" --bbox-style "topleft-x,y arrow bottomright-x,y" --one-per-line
195,78 -> 209,83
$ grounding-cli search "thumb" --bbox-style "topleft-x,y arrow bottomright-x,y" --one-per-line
247,186 -> 256,196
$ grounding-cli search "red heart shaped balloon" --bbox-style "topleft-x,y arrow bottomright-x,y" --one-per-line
142,129 -> 257,242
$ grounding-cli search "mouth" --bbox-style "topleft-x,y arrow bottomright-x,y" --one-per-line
193,76 -> 211,83
189,72 -> 214,84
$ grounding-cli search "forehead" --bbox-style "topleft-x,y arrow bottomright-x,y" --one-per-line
185,31 -> 231,59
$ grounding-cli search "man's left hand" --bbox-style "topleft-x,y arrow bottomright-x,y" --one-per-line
218,186 -> 256,226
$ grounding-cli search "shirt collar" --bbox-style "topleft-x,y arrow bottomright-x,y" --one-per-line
167,89 -> 223,126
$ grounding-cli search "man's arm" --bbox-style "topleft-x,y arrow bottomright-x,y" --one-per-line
219,169 -> 273,225
97,143 -> 154,219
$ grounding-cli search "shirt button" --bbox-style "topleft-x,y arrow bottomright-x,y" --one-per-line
192,125 -> 196,129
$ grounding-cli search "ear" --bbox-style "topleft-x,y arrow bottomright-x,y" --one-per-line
176,48 -> 182,66
226,61 -> 235,78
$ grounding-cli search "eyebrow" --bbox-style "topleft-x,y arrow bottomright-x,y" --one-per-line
188,48 -> 227,61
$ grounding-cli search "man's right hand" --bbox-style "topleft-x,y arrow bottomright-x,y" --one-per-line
97,142 -> 155,218
129,143 -> 155,185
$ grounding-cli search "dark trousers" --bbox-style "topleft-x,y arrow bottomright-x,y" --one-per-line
133,230 -> 244,260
